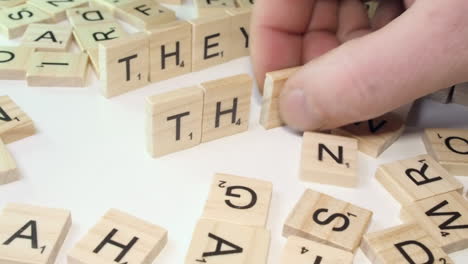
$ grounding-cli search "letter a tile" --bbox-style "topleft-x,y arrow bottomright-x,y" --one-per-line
280,236 -> 354,264
283,189 -> 372,252
202,173 -> 272,227
99,32 -> 149,98
300,132 -> 358,187
376,154 -> 463,206
185,219 -> 270,264
422,128 -> 468,176
200,74 -> 252,143
401,191 -> 468,253
68,209 -> 167,264
0,203 -> 71,264
361,224 -> 453,264
146,85 -> 204,157
0,95 -> 35,144
22,23 -> 73,52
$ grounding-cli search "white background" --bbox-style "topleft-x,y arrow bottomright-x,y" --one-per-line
1,1 -> 468,263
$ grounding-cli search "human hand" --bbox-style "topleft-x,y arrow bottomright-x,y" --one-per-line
251,0 -> 468,131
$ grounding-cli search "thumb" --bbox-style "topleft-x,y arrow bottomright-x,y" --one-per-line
279,0 -> 468,131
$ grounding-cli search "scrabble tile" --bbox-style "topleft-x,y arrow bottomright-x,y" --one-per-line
200,74 -> 252,143
300,132 -> 358,188
26,52 -> 89,87
236,0 -> 254,8
91,0 -> 138,14
283,189 -> 373,252
259,66 -> 300,129
361,223 -> 453,264
73,22 -> 128,75
0,203 -> 71,264
332,112 -> 405,158
29,0 -> 88,22
68,209 -> 167,264
0,95 -> 35,144
147,20 -> 192,82
22,23 -> 72,52
195,0 -> 236,17
453,83 -> 468,106
66,6 -> 115,27
376,154 -> 463,206
280,236 -> 354,264
98,32 -> 149,98
185,219 -> 270,264
190,14 -> 231,71
116,0 -> 176,30
225,8 -> 250,60
422,128 -> 468,176
0,46 -> 34,80
146,85 -> 203,157
401,191 -> 468,253
0,4 -> 52,39
202,173 -> 272,227
425,86 -> 455,104
0,0 -> 25,9
0,138 -> 18,185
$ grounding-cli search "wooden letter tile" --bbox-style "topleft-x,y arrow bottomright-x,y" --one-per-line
376,154 -> 463,206
90,0 -> 138,14
0,0 -> 26,9
259,66 -> 300,129
99,32 -> 149,98
401,191 -> 468,253
116,0 -> 176,30
190,14 -> 231,71
66,6 -> 115,27
0,46 -> 34,80
0,4 -> 52,39
280,236 -> 354,264
147,20 -> 192,82
300,132 -> 358,188
146,85 -> 203,157
332,112 -> 405,158
22,23 -> 72,52
283,189 -> 373,252
202,173 -> 272,227
0,138 -> 19,185
0,203 -> 71,264
29,0 -> 88,22
453,83 -> 468,106
200,74 -> 252,143
422,128 -> 468,176
361,224 -> 453,264
68,209 -> 167,264
225,8 -> 250,60
185,219 -> 270,264
26,52 -> 89,87
0,95 -> 35,144
195,0 -> 236,17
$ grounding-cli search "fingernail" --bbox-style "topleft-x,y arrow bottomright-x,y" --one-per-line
279,87 -> 323,131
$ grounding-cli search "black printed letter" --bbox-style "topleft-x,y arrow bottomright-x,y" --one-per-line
167,111 -> 190,141
225,185 -> 257,210
3,220 -> 39,249
312,209 -> 350,232
118,54 -> 138,81
204,33 -> 220,59
161,42 -> 180,70
93,228 -> 139,262
394,240 -> 435,264
215,98 -> 238,128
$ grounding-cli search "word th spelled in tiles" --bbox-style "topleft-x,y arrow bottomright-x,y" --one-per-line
259,66 -> 300,129
280,236 -> 354,264
0,138 -> 18,185
202,173 -> 272,227
401,191 -> 468,253
26,51 -> 89,87
22,23 -> 73,51
361,223 -> 453,264
300,132 -> 358,187
283,189 -> 373,252
0,203 -> 71,264
0,95 -> 35,143
0,46 -> 34,80
332,112 -> 405,158
185,219 -> 270,264
422,128 -> 468,176
376,154 -> 463,206
68,209 -> 167,264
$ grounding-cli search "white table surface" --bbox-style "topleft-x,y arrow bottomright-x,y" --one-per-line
1,1 -> 468,263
